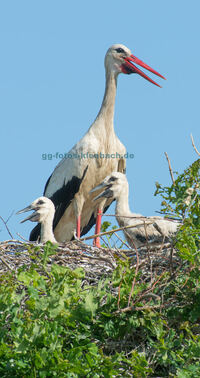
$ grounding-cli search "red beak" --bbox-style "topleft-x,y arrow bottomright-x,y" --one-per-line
121,54 -> 166,88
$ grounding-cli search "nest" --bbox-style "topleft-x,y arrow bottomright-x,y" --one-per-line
0,238 -> 181,285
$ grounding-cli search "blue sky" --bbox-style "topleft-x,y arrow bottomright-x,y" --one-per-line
0,0 -> 199,241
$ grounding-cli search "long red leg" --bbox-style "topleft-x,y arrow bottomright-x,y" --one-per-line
76,215 -> 81,239
93,209 -> 102,247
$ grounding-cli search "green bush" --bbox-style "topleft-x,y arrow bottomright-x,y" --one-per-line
0,159 -> 200,377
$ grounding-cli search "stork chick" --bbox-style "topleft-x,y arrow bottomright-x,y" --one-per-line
17,197 -> 57,244
91,172 -> 179,248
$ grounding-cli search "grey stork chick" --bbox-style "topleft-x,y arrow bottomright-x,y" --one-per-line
17,197 -> 57,244
91,172 -> 179,248
30,44 -> 165,247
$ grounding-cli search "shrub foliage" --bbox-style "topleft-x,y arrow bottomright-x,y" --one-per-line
0,159 -> 200,377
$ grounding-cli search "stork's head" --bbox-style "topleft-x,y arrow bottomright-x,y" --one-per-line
105,44 -> 165,87
17,196 -> 55,224
90,172 -> 128,201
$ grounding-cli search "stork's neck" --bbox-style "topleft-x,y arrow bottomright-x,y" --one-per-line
40,216 -> 57,243
115,187 -> 132,222
96,70 -> 117,129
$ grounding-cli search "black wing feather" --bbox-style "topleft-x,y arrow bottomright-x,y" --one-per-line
80,201 -> 114,237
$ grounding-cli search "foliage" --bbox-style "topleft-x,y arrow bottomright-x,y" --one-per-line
155,159 -> 200,262
0,159 -> 200,377
0,245 -> 151,377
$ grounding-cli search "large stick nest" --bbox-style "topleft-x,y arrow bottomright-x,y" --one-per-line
0,238 -> 181,286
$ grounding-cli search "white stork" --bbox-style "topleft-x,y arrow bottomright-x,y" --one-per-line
30,44 -> 165,246
17,197 -> 57,243
91,172 -> 180,248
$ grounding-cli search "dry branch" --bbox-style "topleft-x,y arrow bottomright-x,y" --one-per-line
113,303 -> 162,314
164,152 -> 175,185
128,240 -> 140,307
80,220 -> 160,243
0,215 -> 14,239
190,133 -> 200,157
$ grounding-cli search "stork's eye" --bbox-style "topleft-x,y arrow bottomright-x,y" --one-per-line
109,176 -> 117,182
115,47 -> 125,54
37,200 -> 45,205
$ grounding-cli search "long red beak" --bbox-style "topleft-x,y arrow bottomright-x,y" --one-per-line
121,54 -> 166,87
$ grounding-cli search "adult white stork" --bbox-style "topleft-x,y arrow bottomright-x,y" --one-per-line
17,197 -> 57,243
30,44 -> 165,246
91,172 -> 180,248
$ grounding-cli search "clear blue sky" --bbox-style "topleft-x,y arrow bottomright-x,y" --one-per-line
0,0 -> 199,241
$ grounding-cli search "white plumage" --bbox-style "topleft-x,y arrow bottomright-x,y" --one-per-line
17,197 -> 57,244
91,172 -> 179,248
30,44 -> 165,246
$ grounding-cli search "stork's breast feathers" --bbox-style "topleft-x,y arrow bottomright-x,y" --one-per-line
44,129 -> 126,200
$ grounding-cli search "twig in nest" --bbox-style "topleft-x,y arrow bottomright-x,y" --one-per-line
127,240 -> 140,307
0,215 -> 14,239
169,246 -> 174,275
80,221 -> 155,243
16,232 -> 30,242
117,268 -> 127,310
143,220 -> 151,259
0,255 -> 13,270
164,152 -> 175,185
190,133 -> 200,156
114,231 -> 130,250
